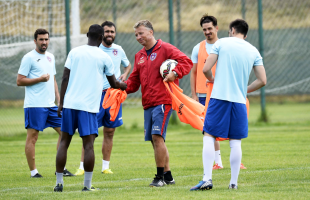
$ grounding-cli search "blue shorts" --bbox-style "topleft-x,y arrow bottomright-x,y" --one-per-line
97,91 -> 123,128
24,106 -> 61,131
61,108 -> 98,137
203,98 -> 248,139
144,104 -> 172,141
199,97 -> 206,106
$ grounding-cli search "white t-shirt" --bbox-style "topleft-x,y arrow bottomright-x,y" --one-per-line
99,43 -> 130,90
18,49 -> 56,108
210,37 -> 263,104
63,45 -> 114,113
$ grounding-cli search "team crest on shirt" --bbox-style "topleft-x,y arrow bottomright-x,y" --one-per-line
47,56 -> 52,63
150,53 -> 157,61
113,49 -> 118,56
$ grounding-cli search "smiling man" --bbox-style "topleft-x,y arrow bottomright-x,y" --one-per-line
190,15 -> 226,171
125,20 -> 192,187
75,21 -> 132,176
16,29 -> 73,178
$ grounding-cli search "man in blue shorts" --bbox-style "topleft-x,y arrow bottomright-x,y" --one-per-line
125,20 -> 192,187
190,15 -> 247,170
17,28 -> 74,178
190,19 -> 267,191
75,21 -> 132,176
53,24 -> 127,192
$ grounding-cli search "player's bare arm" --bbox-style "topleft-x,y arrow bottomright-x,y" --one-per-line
107,74 -> 127,90
247,65 -> 267,93
57,67 -> 70,117
119,63 -> 132,82
54,76 -> 60,106
190,63 -> 198,101
203,53 -> 218,82
16,73 -> 50,86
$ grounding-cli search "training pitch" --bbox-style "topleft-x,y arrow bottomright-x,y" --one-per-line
0,102 -> 309,199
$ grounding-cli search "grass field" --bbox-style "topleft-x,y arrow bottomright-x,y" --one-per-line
0,102 -> 310,199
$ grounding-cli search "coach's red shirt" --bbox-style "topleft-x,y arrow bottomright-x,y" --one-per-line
125,39 -> 193,110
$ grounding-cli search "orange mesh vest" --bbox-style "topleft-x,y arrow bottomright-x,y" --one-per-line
196,40 -> 217,94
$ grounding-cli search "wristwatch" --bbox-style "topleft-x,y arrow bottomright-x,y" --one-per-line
173,71 -> 178,78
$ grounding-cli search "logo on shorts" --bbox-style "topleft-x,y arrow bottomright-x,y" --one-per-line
153,126 -> 160,131
47,56 -> 52,63
150,53 -> 157,61
178,103 -> 184,115
113,49 -> 118,56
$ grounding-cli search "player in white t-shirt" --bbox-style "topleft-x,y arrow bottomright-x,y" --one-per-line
190,19 -> 267,191
75,21 -> 132,176
54,24 -> 127,192
17,29 -> 74,178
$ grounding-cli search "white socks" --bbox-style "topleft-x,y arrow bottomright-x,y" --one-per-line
102,160 -> 110,171
79,162 -> 84,170
84,171 -> 93,189
214,150 -> 223,167
229,140 -> 242,186
202,136 -> 215,181
30,169 -> 38,176
56,172 -> 64,185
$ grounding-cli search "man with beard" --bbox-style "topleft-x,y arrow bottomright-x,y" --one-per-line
54,24 -> 127,192
74,21 -> 131,176
190,19 -> 266,191
190,15 -> 247,171
17,29 -> 74,178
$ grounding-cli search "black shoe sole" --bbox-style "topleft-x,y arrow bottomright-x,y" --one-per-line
201,186 -> 213,190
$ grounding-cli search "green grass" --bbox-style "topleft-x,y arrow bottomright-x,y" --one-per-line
0,103 -> 310,199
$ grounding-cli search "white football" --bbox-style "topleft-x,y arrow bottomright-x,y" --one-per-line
160,59 -> 178,78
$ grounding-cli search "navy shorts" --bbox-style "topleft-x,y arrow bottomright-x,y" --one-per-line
61,108 -> 98,137
199,97 -> 206,106
97,91 -> 123,128
203,98 -> 248,139
144,104 -> 172,141
24,106 -> 61,131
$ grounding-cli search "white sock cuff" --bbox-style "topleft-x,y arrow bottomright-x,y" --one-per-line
30,169 -> 38,176
203,136 -> 215,144
102,160 -> 110,164
79,162 -> 84,170
230,140 -> 241,148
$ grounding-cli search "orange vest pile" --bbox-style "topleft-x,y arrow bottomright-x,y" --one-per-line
102,88 -> 127,121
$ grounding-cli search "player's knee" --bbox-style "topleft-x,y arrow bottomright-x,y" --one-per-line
84,143 -> 94,151
104,128 -> 115,138
27,135 -> 38,145
152,134 -> 164,145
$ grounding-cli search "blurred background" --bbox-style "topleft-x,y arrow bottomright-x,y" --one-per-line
0,0 -> 309,134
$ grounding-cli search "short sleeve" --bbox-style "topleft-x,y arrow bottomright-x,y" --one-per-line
120,48 -> 130,67
210,40 -> 221,55
191,44 -> 199,64
18,55 -> 32,76
254,51 -> 263,66
104,55 -> 114,76
64,51 -> 72,70
52,55 -> 56,75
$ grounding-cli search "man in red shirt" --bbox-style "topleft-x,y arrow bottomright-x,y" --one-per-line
125,20 -> 192,187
